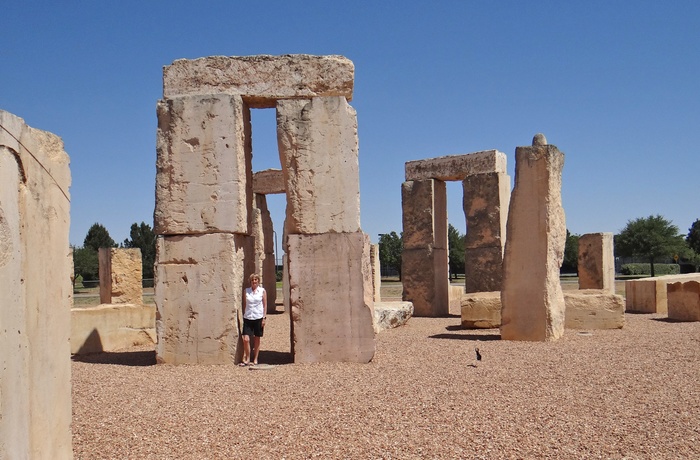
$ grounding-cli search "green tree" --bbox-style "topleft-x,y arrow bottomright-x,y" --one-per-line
687,219 -> 700,255
73,246 -> 99,282
448,224 -> 465,280
561,230 -> 580,274
615,215 -> 687,277
123,222 -> 156,280
378,231 -> 403,279
83,223 -> 116,251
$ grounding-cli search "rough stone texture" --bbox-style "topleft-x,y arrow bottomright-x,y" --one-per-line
374,302 -> 413,333
71,304 -> 156,354
461,291 -> 502,328
401,179 -> 447,250
625,274 -> 700,313
154,93 -> 252,235
277,97 -> 361,234
370,243 -> 381,302
501,141 -> 566,341
449,285 -> 464,313
532,133 -> 547,145
401,247 -> 449,317
282,253 -> 290,313
463,171 -> 510,292
564,290 -> 625,330
0,110 -> 73,458
163,54 -> 354,108
252,168 -> 285,195
578,233 -> 615,293
155,233 -> 254,364
287,232 -> 375,363
98,248 -> 143,305
405,150 -> 507,181
667,280 -> 700,321
253,194 -> 277,312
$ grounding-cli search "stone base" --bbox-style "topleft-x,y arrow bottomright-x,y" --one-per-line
460,290 -> 625,330
668,280 -> 700,321
625,274 -> 700,314
71,304 -> 156,354
374,301 -> 413,333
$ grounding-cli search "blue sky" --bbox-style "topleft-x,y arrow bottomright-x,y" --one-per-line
2,1 -> 698,249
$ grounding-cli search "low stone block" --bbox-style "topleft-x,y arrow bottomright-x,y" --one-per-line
374,302 -> 414,333
667,280 -> 700,321
461,291 -> 501,329
401,247 -> 449,317
564,290 -> 625,330
164,54 -> 354,108
401,179 -> 447,250
287,232 -> 375,363
625,274 -> 700,313
155,94 -> 252,235
155,233 -> 254,364
277,97 -> 361,234
405,150 -> 507,181
71,304 -> 156,354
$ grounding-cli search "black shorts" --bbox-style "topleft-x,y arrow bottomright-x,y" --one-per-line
243,318 -> 264,337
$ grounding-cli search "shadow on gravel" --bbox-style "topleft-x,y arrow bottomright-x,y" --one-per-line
258,350 -> 294,365
429,333 -> 501,341
72,350 -> 156,367
651,317 -> 689,323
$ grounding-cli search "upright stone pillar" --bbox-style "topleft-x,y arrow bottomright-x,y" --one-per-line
154,93 -> 254,364
578,232 -> 615,293
253,193 -> 277,311
463,171 -> 510,292
370,243 -> 382,302
501,134 -> 566,341
99,248 -> 143,305
277,96 -> 375,363
401,179 -> 449,316
0,110 -> 73,458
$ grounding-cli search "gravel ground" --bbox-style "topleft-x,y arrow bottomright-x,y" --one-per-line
72,304 -> 700,459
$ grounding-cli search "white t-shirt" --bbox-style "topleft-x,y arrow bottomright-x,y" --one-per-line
244,286 -> 265,320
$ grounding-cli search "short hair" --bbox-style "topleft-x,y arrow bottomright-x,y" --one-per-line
249,273 -> 260,283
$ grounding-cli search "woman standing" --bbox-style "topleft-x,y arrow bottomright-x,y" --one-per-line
241,273 -> 267,366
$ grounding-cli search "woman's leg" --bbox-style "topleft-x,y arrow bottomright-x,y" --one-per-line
252,336 -> 261,364
241,334 -> 251,364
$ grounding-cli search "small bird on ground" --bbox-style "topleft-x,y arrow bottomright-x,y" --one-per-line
475,347 -> 482,361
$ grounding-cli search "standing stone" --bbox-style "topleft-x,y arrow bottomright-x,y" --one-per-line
578,232 -> 615,293
277,96 -> 361,235
154,94 -> 253,236
287,232 -> 375,363
401,179 -> 448,316
667,280 -> 700,321
463,171 -> 510,293
99,248 -> 143,305
0,110 -> 73,458
370,243 -> 381,302
501,136 -> 566,341
253,194 -> 277,311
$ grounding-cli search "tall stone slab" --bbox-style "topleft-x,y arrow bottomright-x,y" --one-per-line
370,243 -> 381,302
99,248 -> 143,305
501,134 -> 566,341
287,232 -> 375,363
155,233 -> 253,364
0,110 -> 73,458
155,93 -> 252,235
578,232 -> 615,293
253,194 -> 277,311
463,171 -> 510,292
401,179 -> 449,316
277,96 -> 361,235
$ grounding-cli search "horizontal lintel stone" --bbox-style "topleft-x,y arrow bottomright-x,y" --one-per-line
252,168 -> 285,195
405,150 -> 506,181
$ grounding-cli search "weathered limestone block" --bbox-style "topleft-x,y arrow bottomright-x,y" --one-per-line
155,233 -> 254,364
155,93 -> 252,235
461,290 -> 624,330
252,168 -> 285,195
667,280 -> 700,321
501,137 -> 566,341
449,284 -> 464,314
401,179 -> 447,250
463,171 -> 510,250
405,150 -> 507,181
163,54 -> 354,108
254,194 -> 277,311
71,304 -> 156,354
287,232 -> 375,363
461,291 -> 501,329
564,290 -> 625,330
465,247 -> 505,294
625,274 -> 700,313
374,302 -> 413,333
401,247 -> 449,317
578,233 -> 615,293
370,243 -> 381,302
99,248 -> 143,305
277,97 -> 361,234
0,110 -> 72,458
